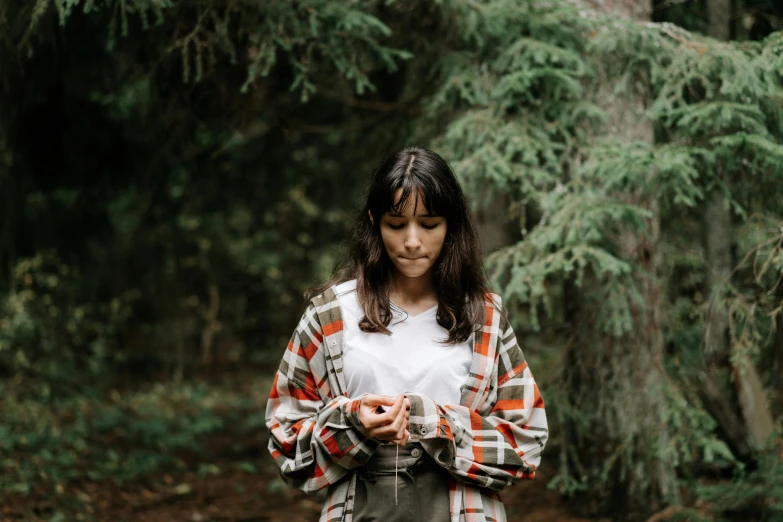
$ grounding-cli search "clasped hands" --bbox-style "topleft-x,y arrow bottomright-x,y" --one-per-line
357,393 -> 411,446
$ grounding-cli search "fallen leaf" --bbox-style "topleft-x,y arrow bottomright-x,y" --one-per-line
174,483 -> 192,495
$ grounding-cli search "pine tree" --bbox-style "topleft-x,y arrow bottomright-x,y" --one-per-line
699,0 -> 775,463
424,0 -> 783,517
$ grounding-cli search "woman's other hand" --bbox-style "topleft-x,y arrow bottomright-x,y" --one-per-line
358,393 -> 410,445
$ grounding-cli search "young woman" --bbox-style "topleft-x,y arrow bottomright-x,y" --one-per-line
265,147 -> 548,522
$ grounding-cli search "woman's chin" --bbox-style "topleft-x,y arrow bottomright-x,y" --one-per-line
392,266 -> 432,279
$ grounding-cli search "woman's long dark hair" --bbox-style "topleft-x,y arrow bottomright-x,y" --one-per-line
312,147 -> 490,344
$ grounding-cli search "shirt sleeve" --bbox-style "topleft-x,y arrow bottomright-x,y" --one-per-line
265,303 -> 380,494
404,312 -> 548,492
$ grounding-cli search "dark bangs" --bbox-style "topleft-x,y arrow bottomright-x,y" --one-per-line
367,155 -> 461,222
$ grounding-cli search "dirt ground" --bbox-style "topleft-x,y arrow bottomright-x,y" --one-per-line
4,455 -> 599,522
65,468 -> 594,522
2,374 -> 607,522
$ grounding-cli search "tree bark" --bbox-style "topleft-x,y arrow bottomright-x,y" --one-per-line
564,1 -> 678,518
707,0 -> 731,41
775,281 -> 783,394
0,125 -> 13,293
474,189 -> 517,255
701,0 -> 774,458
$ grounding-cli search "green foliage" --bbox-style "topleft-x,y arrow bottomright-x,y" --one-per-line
16,0 -> 410,99
666,388 -> 736,469
0,381 -> 265,500
1,0 -> 783,519
1,0 -> 422,385
695,438 -> 783,521
420,0 -> 783,517
0,253 -> 138,398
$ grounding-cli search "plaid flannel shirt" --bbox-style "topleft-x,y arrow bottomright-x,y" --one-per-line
265,284 -> 548,522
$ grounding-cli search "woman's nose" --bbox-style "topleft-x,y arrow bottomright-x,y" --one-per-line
404,226 -> 422,249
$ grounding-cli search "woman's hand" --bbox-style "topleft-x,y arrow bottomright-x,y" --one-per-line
358,393 -> 410,445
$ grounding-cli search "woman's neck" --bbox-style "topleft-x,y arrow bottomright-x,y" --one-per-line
388,269 -> 437,308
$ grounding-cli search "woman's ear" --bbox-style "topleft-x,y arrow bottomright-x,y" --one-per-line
368,210 -> 374,226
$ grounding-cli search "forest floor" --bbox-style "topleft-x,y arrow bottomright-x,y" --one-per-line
2,370 -> 611,522
15,452 -> 596,522
5,451 -> 597,522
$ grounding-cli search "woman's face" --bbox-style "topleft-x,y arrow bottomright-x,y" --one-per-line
375,189 -> 447,280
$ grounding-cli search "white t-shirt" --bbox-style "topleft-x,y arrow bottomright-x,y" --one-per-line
335,279 -> 473,406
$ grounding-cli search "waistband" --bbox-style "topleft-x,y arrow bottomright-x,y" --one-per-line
358,442 -> 447,506
359,442 -> 441,479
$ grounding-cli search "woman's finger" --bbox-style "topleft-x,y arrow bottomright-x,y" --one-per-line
361,395 -> 408,434
392,429 -> 410,446
382,394 -> 404,424
390,400 -> 409,431
363,394 -> 402,428
372,411 -> 409,439
361,394 -> 396,408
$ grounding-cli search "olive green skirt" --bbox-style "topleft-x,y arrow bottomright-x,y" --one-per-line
352,442 -> 450,522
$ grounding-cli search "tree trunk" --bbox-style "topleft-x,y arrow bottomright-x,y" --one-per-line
707,0 -> 731,41
474,189 -> 517,255
700,0 -> 774,458
564,1 -> 678,518
0,125 -> 13,293
201,284 -> 220,366
775,281 -> 783,395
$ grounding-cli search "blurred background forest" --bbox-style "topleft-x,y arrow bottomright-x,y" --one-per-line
1,0 -> 783,521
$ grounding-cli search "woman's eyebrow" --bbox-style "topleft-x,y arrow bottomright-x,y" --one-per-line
386,212 -> 441,217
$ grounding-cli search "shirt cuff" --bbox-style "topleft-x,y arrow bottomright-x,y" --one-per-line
345,393 -> 373,439
404,392 -> 440,441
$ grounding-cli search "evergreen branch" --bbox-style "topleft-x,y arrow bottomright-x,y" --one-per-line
17,0 -> 52,50
280,112 -> 392,134
313,85 -> 423,114
651,21 -> 708,53
730,221 -> 783,288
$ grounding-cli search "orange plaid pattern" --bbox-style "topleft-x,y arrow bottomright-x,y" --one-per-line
265,286 -> 548,521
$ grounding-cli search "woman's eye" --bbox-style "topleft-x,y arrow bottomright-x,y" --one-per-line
384,220 -> 441,230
